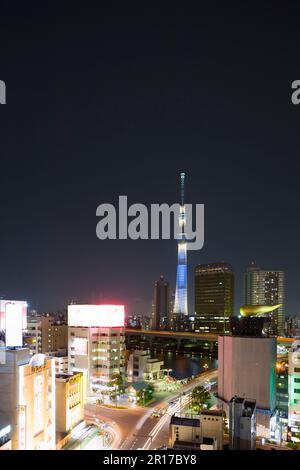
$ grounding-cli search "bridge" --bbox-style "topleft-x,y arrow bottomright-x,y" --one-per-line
125,328 -> 294,350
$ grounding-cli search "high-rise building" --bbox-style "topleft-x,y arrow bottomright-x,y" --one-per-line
229,396 -> 256,450
288,340 -> 300,440
244,263 -> 285,335
173,173 -> 188,324
68,304 -> 125,395
0,349 -> 56,450
194,263 -> 234,334
218,316 -> 276,438
151,275 -> 170,330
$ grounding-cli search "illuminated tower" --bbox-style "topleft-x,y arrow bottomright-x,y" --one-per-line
173,172 -> 188,321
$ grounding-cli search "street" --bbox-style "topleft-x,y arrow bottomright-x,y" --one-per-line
84,369 -> 218,450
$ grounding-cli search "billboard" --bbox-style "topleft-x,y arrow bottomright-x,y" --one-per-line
68,304 -> 125,327
0,300 -> 27,331
5,302 -> 24,347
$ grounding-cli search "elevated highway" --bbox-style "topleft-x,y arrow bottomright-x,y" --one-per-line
125,328 -> 294,349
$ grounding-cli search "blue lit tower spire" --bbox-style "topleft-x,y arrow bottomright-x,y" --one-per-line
173,172 -> 188,317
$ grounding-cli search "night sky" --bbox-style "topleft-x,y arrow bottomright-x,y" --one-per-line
0,4 -> 299,316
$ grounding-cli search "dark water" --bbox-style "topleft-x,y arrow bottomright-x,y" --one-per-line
152,350 -> 217,380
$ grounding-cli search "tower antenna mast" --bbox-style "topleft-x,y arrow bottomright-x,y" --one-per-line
180,172 -> 185,206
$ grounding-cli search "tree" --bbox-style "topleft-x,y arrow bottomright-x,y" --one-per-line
137,384 -> 154,405
191,385 -> 211,413
108,373 -> 125,395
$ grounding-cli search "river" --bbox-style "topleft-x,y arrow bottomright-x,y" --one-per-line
151,349 -> 217,380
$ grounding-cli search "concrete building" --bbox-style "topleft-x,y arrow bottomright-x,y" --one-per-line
194,263 -> 234,334
218,322 -> 276,437
151,275 -> 171,330
55,372 -> 84,434
24,316 -> 68,355
169,411 -> 223,450
244,263 -> 285,336
229,396 -> 256,450
288,340 -> 300,441
54,355 -> 69,375
127,350 -> 164,382
68,304 -> 125,395
0,349 -> 55,450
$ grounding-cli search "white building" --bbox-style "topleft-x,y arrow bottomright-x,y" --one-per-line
169,411 -> 223,450
25,317 -> 43,354
127,350 -> 164,382
229,396 -> 256,450
68,304 -> 125,395
288,340 -> 300,440
0,349 -> 55,450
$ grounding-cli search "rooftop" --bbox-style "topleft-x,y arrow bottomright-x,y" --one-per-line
170,415 -> 200,427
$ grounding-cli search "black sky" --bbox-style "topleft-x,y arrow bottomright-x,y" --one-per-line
0,3 -> 299,315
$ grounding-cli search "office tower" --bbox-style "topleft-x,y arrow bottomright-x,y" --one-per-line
173,173 -> 188,323
68,304 -> 125,395
55,372 -> 84,434
194,263 -> 234,334
244,263 -> 285,335
229,396 -> 256,450
169,411 -> 223,450
218,315 -> 276,438
151,275 -> 170,330
288,340 -> 300,439
0,349 -> 55,450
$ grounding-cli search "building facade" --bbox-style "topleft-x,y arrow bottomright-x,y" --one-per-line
55,372 -> 84,434
127,350 -> 164,382
218,333 -> 276,437
0,349 -> 55,450
68,304 -> 125,395
288,340 -> 300,441
194,262 -> 234,334
24,316 -> 68,355
151,275 -> 171,330
244,263 -> 285,335
229,396 -> 256,450
169,411 -> 223,450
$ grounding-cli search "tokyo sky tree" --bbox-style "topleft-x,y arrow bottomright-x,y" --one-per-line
173,172 -> 188,317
